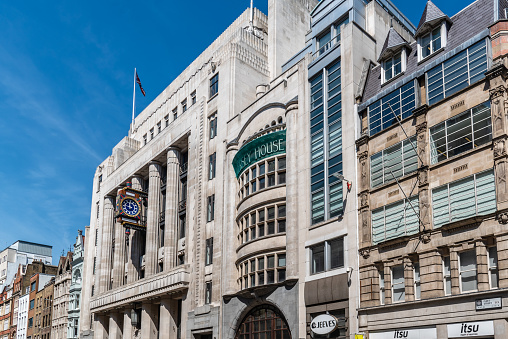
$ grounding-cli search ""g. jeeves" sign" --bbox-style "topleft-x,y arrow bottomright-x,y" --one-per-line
232,130 -> 286,178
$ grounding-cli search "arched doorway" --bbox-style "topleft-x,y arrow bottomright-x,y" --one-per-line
235,305 -> 291,339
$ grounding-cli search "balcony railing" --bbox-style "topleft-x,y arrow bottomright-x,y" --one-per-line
312,34 -> 341,61
178,199 -> 187,212
180,163 -> 188,175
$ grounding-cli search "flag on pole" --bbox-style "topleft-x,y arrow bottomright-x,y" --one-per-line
136,71 -> 146,96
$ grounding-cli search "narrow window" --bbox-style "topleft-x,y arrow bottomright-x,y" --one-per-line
164,115 -> 169,127
209,153 -> 216,180
459,250 -> 477,292
181,99 -> 187,113
191,90 -> 196,105
205,282 -> 212,304
173,107 -> 178,120
157,121 -> 161,133
383,51 -> 402,82
413,263 -> 421,300
209,114 -> 217,139
209,74 -> 219,97
205,238 -> 213,266
488,247 -> 498,289
310,243 -> 325,274
143,134 -> 147,145
391,265 -> 405,302
379,270 -> 385,305
207,195 -> 215,222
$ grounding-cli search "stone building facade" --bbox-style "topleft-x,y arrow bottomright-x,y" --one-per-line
355,0 -> 508,338
79,1 -> 418,339
68,231 -> 84,339
33,278 -> 54,339
52,253 -> 72,339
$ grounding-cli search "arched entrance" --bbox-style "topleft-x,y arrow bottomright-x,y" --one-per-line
235,305 -> 291,339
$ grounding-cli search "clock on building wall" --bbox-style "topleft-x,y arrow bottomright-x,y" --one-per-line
116,184 -> 146,231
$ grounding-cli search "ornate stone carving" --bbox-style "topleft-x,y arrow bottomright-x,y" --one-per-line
358,151 -> 368,189
420,231 -> 431,244
418,168 -> 428,186
359,248 -> 370,259
497,212 -> 508,224
416,122 -> 427,135
490,85 -> 506,100
490,86 -> 506,135
494,138 -> 507,158
360,192 -> 369,208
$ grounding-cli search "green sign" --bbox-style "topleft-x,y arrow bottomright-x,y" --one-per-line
233,130 -> 286,178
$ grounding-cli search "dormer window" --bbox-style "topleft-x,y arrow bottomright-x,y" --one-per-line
420,26 -> 442,59
383,51 -> 403,82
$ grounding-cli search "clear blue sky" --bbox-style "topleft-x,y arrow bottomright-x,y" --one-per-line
0,0 -> 468,263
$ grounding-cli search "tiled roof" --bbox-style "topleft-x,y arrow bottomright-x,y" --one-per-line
360,0 -> 493,109
415,0 -> 451,36
378,27 -> 410,62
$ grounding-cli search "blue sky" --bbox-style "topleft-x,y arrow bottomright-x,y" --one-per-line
0,0 -> 468,263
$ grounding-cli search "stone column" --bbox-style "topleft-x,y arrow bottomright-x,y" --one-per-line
164,148 -> 181,271
414,105 -> 431,235
109,312 -> 123,339
113,192 -> 127,288
285,101 -> 298,279
94,315 -> 109,339
359,265 -> 378,307
123,308 -> 133,339
141,302 -> 158,339
160,298 -> 178,339
420,249 -> 444,299
356,134 -> 370,248
404,257 -> 415,301
497,232 -> 508,288
476,239 -> 490,291
450,247 -> 460,295
100,196 -> 115,292
223,144 -> 239,295
127,175 -> 144,283
146,161 -> 162,276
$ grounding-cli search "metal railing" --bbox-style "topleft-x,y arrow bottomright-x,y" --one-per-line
312,34 -> 341,61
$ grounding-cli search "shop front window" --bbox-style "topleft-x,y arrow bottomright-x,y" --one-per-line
235,306 -> 291,339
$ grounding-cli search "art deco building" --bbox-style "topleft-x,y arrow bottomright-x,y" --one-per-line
80,0 -> 416,339
356,0 -> 508,338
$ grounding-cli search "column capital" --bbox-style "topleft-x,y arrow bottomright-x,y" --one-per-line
166,146 -> 181,154
285,99 -> 298,116
149,160 -> 161,167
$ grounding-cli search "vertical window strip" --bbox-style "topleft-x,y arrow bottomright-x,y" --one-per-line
371,196 -> 420,244
370,136 -> 417,188
432,169 -> 496,228
430,101 -> 492,164
427,40 -> 488,106
368,81 -> 416,135
310,60 -> 343,224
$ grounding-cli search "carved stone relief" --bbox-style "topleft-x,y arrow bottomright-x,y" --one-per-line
494,138 -> 507,158
490,86 -> 506,136
358,151 -> 368,190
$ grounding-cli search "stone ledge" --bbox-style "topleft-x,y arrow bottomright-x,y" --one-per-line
90,266 -> 190,313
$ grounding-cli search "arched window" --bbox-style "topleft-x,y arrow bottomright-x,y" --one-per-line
235,305 -> 291,339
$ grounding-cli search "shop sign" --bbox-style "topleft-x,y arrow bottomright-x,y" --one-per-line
232,130 -> 286,178
475,297 -> 502,310
310,314 -> 338,335
447,321 -> 494,337
369,327 -> 436,339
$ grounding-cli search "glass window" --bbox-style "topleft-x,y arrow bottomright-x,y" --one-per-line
210,73 -> 219,97
459,250 -> 477,292
371,136 -> 417,187
384,51 -> 403,82
209,114 -> 217,139
234,306 -> 290,339
420,26 -> 441,59
310,237 -> 345,274
191,90 -> 196,105
391,265 -> 405,302
207,195 -> 215,222
430,102 -> 492,164
205,238 -> 213,266
432,170 -> 496,228
181,99 -> 187,112
372,196 -> 420,244
379,270 -> 385,304
488,247 -> 498,289
427,40 -> 488,105
443,256 -> 452,295
173,107 -> 178,120
413,263 -> 421,300
205,282 -> 212,304
208,153 -> 216,180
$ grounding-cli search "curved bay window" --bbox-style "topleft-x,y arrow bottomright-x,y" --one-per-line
239,156 -> 286,200
235,305 -> 291,339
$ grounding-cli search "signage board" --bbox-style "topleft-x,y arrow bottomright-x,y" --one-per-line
232,130 -> 286,178
369,327 -> 437,339
447,321 -> 494,337
475,297 -> 502,310
310,314 -> 338,335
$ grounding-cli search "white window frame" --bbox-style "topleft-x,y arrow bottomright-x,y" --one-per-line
309,237 -> 345,275
443,256 -> 451,295
418,22 -> 446,61
413,263 -> 421,300
458,250 -> 477,293
382,49 -> 406,83
488,246 -> 498,289
391,265 -> 405,303
379,270 -> 385,305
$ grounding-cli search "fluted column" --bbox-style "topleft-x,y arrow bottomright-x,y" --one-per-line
127,175 -> 144,283
109,312 -> 123,339
164,148 -> 181,271
285,101 -> 298,279
146,161 -> 162,276
141,302 -> 158,338
113,190 -> 126,287
99,196 -> 115,292
122,308 -> 132,339
160,298 -> 178,339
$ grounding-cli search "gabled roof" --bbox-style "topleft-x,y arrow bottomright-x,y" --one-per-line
377,27 -> 411,62
415,0 -> 452,36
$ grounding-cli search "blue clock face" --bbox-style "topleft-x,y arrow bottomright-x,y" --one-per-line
122,198 -> 140,216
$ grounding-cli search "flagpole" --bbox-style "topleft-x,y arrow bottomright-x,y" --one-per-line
131,68 -> 136,135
